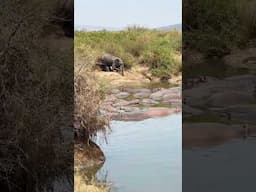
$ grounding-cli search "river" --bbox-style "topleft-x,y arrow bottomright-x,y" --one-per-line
183,138 -> 256,192
96,114 -> 182,192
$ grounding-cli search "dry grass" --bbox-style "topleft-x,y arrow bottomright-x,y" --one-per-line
0,1 -> 73,191
95,66 -> 151,88
74,45 -> 109,143
75,174 -> 109,192
95,65 -> 181,91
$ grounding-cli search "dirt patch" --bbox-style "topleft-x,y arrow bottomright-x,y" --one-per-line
95,66 -> 181,90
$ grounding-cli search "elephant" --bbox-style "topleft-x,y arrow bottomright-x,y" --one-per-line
97,54 -> 124,75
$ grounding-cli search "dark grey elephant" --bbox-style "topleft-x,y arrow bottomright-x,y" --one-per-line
97,54 -> 124,75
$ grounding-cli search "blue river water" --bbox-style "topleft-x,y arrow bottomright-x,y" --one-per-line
96,114 -> 182,192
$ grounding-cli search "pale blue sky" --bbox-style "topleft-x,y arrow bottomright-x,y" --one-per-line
75,0 -> 181,28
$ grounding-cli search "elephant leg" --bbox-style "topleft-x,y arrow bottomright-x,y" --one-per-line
120,65 -> 124,76
121,66 -> 124,76
113,63 -> 119,72
103,65 -> 109,71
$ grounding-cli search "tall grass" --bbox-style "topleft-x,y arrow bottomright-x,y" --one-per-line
75,28 -> 181,80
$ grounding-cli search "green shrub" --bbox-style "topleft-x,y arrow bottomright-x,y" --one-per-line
183,0 -> 256,55
75,28 -> 181,76
142,44 -> 181,80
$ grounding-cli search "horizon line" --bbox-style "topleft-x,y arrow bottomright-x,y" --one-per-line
75,23 -> 182,30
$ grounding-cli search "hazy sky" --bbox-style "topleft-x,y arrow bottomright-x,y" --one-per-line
75,0 -> 181,28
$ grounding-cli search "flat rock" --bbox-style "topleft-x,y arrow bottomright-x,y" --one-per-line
141,98 -> 159,105
133,92 -> 151,99
113,99 -> 140,107
115,92 -> 130,99
167,87 -> 181,93
170,99 -> 182,107
162,93 -> 181,101
208,91 -> 254,107
183,105 -> 204,115
183,86 -> 211,99
126,99 -> 140,105
215,104 -> 256,122
104,95 -> 117,102
135,88 -> 151,93
183,96 -> 208,108
224,48 -> 256,69
224,74 -> 256,82
149,90 -> 167,100
113,108 -> 179,121
113,100 -> 131,107
111,89 -> 120,94
119,106 -> 140,112
123,88 -> 151,94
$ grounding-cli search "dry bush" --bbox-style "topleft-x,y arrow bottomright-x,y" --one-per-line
75,173 -> 109,192
0,1 -> 73,191
74,47 -> 109,144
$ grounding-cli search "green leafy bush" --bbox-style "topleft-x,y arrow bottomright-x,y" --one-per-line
142,45 -> 181,80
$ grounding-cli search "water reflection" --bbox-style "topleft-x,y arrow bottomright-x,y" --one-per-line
183,138 -> 256,192
96,114 -> 182,192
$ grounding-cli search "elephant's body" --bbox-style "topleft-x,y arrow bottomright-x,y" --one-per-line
97,54 -> 124,75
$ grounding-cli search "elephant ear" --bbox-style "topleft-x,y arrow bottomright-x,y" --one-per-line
114,58 -> 120,63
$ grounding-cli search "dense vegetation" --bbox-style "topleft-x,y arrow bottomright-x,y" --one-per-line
75,27 -> 181,80
183,0 -> 256,57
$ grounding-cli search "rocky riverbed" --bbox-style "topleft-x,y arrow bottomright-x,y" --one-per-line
100,86 -> 181,121
183,74 -> 256,148
183,74 -> 256,122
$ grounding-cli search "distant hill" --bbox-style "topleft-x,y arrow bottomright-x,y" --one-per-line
75,25 -> 122,31
157,24 -> 181,31
75,24 -> 182,31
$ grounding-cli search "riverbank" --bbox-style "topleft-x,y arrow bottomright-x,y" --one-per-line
75,173 -> 109,192
74,140 -> 109,191
75,141 -> 105,170
183,47 -> 256,149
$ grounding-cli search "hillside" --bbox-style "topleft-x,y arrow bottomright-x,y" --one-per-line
157,24 -> 182,31
75,27 -> 182,83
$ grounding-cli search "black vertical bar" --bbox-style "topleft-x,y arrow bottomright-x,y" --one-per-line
183,0 -> 256,191
0,0 -> 74,191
